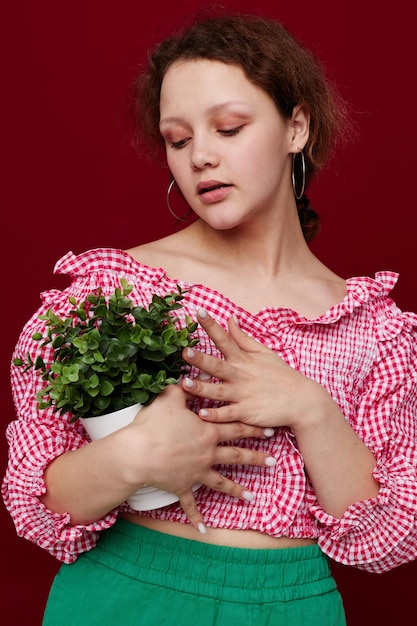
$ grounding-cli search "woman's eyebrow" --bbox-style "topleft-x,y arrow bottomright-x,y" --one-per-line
159,101 -> 250,128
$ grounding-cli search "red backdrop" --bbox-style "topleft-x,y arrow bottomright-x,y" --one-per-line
1,1 -> 416,623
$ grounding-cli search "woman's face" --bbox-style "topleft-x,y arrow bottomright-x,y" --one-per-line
159,59 -> 305,230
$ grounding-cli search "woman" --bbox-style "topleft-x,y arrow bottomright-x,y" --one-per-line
3,13 -> 417,625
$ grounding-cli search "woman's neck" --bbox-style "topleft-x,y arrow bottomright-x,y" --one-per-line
183,213 -> 312,278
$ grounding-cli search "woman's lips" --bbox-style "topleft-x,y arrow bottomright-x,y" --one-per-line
197,181 -> 233,204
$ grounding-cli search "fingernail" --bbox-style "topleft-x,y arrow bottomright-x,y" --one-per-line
185,348 -> 195,359
184,378 -> 194,389
199,371 -> 211,381
242,490 -> 255,502
198,308 -> 208,319
232,313 -> 239,326
199,409 -> 209,417
264,428 -> 275,437
198,522 -> 207,534
265,457 -> 277,467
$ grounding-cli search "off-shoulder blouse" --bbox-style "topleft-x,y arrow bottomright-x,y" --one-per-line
3,248 -> 417,573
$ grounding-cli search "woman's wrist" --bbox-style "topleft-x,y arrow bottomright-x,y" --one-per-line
288,379 -> 335,433
109,424 -> 152,492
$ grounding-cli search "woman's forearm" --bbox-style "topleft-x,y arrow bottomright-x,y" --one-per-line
38,385 -> 277,527
39,428 -> 148,525
293,386 -> 380,518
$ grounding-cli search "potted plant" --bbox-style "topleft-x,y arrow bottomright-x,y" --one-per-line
14,278 -> 199,509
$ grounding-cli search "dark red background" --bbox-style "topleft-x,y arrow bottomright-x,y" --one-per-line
1,1 -> 416,623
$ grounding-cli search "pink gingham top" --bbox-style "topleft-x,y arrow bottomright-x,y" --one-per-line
3,248 -> 417,573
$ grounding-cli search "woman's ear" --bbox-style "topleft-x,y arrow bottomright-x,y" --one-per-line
289,105 -> 310,152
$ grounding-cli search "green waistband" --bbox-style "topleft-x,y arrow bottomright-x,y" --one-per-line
85,518 -> 335,603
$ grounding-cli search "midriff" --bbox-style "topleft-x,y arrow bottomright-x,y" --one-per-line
120,512 -> 317,549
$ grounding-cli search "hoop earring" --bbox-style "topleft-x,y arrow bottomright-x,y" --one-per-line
167,179 -> 193,222
292,151 -> 306,200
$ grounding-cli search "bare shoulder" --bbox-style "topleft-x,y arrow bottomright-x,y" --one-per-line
321,265 -> 346,299
303,261 -> 347,316
125,228 -> 197,276
279,255 -> 347,318
126,237 -> 173,268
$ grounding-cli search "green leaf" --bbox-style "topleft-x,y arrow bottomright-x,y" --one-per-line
17,280 -> 198,420
82,374 -> 99,389
52,335 -> 65,349
74,308 -> 86,321
34,356 -> 45,370
131,389 -> 150,404
63,364 -> 81,383
100,380 -> 115,396
93,396 -> 112,411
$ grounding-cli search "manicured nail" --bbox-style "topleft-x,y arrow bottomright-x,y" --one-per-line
199,371 -> 211,381
242,490 -> 255,502
232,313 -> 239,326
198,522 -> 207,534
186,348 -> 195,359
265,457 -> 277,467
198,308 -> 208,319
264,428 -> 275,437
184,378 -> 194,389
199,409 -> 209,417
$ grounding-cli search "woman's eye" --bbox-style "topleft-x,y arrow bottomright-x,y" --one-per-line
219,126 -> 244,137
170,138 -> 189,150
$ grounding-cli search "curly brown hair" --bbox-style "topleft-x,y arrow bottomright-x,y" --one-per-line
134,13 -> 350,241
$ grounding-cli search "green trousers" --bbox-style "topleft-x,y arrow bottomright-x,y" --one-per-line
43,518 -> 346,625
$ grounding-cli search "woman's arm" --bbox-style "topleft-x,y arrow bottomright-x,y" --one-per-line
182,308 -> 417,572
182,310 -> 379,518
288,385 -> 379,517
40,384 -> 277,532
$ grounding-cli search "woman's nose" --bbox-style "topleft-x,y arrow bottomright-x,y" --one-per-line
190,137 -> 219,170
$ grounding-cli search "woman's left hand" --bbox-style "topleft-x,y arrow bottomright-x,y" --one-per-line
181,308 -> 324,430
182,309 -> 381,518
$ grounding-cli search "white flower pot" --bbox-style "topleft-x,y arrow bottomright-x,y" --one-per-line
80,403 -> 198,510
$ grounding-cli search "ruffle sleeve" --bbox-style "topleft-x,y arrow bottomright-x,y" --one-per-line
308,308 -> 417,573
2,419 -> 118,563
1,277 -> 127,562
1,250 -> 152,562
1,248 -> 190,562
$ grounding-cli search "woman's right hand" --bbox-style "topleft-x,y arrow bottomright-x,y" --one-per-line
120,384 -> 276,532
